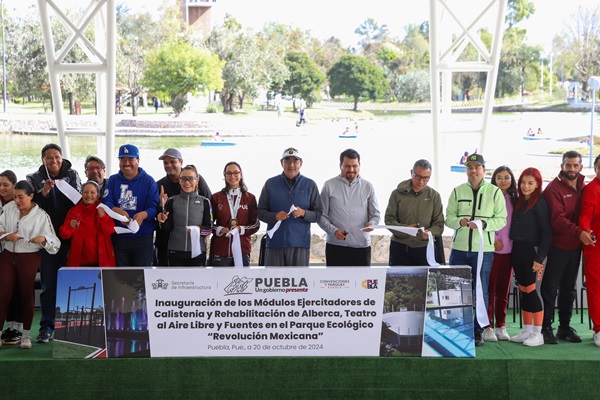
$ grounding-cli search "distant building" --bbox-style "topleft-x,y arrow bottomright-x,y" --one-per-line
179,0 -> 215,36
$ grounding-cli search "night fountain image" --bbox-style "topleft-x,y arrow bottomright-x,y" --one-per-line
102,269 -> 151,358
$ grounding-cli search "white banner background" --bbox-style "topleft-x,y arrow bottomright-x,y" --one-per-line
144,268 -> 387,357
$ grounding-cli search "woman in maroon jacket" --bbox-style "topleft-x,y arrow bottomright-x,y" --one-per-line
59,181 -> 116,267
210,162 -> 259,266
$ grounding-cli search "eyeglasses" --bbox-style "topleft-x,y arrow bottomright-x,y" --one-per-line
179,176 -> 197,183
85,166 -> 104,172
411,171 -> 431,182
225,171 -> 241,176
283,158 -> 301,165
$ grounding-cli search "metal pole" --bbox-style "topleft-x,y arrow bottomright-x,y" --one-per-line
1,0 -> 7,112
590,89 -> 595,168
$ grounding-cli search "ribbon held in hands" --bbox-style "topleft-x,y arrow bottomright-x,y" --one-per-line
97,203 -> 140,234
266,204 -> 297,239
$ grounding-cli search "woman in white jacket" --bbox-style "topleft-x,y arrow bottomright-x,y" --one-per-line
0,181 -> 60,349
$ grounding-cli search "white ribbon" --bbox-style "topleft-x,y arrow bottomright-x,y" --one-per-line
186,226 -> 202,258
226,228 -> 244,268
266,204 -> 297,239
471,220 -> 490,328
368,225 -> 439,266
97,203 -> 140,234
54,179 -> 82,205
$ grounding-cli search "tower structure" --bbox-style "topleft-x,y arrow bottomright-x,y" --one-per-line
179,0 -> 214,36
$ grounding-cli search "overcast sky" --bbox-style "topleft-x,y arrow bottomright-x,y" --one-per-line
10,0 -> 600,50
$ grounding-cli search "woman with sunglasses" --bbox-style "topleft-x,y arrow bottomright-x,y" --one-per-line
0,180 -> 60,349
157,165 -> 212,266
210,162 -> 259,266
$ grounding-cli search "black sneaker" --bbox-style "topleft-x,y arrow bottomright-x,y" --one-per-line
1,329 -> 21,345
36,332 -> 52,343
542,326 -> 559,344
557,326 -> 582,343
474,332 -> 485,347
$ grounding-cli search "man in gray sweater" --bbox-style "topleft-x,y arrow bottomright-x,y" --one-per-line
318,148 -> 380,266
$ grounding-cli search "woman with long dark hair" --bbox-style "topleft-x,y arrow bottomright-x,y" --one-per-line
210,162 -> 259,266
0,180 -> 60,349
509,168 -> 552,346
0,170 -> 22,346
482,166 -> 517,342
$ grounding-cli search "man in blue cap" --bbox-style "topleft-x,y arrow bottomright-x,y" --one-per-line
102,144 -> 159,266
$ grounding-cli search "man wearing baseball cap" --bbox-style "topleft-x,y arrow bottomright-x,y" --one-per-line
445,153 -> 507,346
154,148 -> 212,266
102,144 -> 159,266
257,147 -> 322,266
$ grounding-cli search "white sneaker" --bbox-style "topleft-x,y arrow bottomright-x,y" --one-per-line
495,326 -> 511,341
482,327 -> 498,342
510,329 -> 532,343
523,332 -> 544,347
20,336 -> 32,349
594,332 -> 600,347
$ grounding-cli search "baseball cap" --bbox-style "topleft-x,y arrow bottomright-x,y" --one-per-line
158,148 -> 183,160
118,144 -> 139,158
281,147 -> 302,160
465,153 -> 485,167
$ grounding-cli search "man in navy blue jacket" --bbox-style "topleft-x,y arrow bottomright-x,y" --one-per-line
258,147 -> 322,266
103,144 -> 159,266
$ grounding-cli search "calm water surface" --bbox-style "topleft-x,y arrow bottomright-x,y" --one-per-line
2,111 -> 597,234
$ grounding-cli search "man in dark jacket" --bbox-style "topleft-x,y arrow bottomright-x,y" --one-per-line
542,150 -> 595,344
26,143 -> 81,343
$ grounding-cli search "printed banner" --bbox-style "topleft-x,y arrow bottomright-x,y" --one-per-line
53,266 -> 474,359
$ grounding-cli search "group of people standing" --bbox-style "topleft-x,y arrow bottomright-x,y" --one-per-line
1,142 -> 600,352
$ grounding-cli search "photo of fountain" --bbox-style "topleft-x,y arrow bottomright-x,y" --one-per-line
101,269 -> 150,358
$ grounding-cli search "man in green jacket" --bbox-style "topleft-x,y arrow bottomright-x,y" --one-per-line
385,159 -> 445,265
445,153 -> 507,347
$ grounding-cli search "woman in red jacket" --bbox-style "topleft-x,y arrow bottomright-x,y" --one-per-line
210,162 -> 259,266
60,181 -> 116,267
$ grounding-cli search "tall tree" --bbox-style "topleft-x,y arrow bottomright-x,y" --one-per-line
327,54 -> 387,111
282,52 -> 325,110
144,39 -> 224,116
207,15 -> 288,112
562,6 -> 600,89
117,10 -> 158,116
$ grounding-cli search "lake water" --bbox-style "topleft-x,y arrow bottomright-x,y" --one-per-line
2,111 -> 598,234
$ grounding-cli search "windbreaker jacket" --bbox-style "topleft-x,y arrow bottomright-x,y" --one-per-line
385,179 -> 444,248
445,179 -> 507,252
211,190 -> 259,257
0,202 -> 60,254
102,167 -> 159,239
26,159 -> 82,231
161,191 -> 212,253
59,200 -> 116,267
319,174 -> 380,248
543,172 -> 585,251
579,177 -> 600,253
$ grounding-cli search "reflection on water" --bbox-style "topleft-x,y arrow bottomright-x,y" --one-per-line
106,337 -> 150,358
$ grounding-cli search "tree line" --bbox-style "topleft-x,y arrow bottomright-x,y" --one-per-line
2,0 -> 600,115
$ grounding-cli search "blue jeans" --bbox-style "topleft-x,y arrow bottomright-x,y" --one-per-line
113,235 -> 154,267
450,250 -> 494,333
